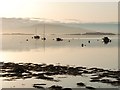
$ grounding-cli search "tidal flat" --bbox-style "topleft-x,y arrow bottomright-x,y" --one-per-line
1,62 -> 120,89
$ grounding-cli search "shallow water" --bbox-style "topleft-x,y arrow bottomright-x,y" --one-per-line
1,35 -> 118,69
0,34 -> 119,88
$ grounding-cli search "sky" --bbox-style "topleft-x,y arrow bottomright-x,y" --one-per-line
0,0 -> 118,23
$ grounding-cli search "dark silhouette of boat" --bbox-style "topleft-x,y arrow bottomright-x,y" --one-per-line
102,37 -> 111,44
41,37 -> 46,40
41,23 -> 46,41
33,23 -> 46,40
34,35 -> 40,39
56,38 -> 63,41
33,26 -> 40,39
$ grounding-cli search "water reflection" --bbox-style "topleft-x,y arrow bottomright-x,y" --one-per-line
1,35 -> 118,70
1,35 -> 118,51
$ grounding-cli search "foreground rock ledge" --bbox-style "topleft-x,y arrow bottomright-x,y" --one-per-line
0,62 -> 120,87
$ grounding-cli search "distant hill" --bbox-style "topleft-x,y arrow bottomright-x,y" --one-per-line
66,23 -> 118,34
65,32 -> 116,35
1,18 -> 117,35
1,18 -> 90,34
82,32 -> 116,35
2,33 -> 34,35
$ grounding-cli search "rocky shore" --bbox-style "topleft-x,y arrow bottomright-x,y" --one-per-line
0,62 -> 120,89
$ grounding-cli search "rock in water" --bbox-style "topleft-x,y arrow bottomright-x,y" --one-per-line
81,44 -> 84,47
26,39 -> 28,41
102,37 -> 111,44
88,40 -> 90,43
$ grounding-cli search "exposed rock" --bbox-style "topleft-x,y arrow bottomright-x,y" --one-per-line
49,85 -> 63,90
33,84 -> 45,89
33,84 -> 46,86
90,79 -> 100,82
110,81 -> 120,86
36,74 -> 54,81
100,79 -> 112,83
62,88 -> 72,90
2,62 -> 120,87
86,86 -> 96,89
77,82 -> 85,87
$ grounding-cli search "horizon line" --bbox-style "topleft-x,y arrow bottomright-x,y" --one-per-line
0,17 -> 118,24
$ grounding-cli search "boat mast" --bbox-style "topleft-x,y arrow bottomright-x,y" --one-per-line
35,26 -> 37,35
44,23 -> 45,37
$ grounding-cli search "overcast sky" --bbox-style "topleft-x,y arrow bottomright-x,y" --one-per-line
0,0 -> 118,23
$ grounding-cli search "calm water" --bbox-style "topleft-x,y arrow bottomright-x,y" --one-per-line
0,34 -> 118,88
1,35 -> 118,69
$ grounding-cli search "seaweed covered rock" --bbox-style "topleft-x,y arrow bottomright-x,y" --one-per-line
11,64 -> 26,74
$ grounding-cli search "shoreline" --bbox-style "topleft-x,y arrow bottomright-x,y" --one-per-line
1,62 -> 120,89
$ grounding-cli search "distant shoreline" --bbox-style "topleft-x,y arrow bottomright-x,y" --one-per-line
1,32 -> 118,35
65,32 -> 117,35
1,33 -> 34,35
